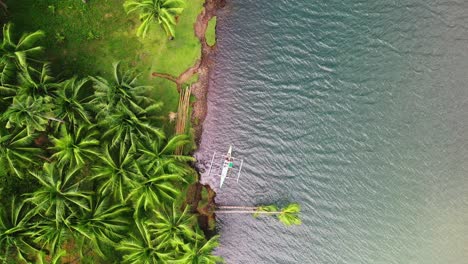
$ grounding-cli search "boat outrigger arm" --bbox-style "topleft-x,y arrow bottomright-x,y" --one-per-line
207,145 -> 244,188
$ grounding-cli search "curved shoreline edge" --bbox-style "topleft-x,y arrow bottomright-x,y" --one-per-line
186,0 -> 226,236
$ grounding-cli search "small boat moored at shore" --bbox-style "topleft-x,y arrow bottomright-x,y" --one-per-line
207,145 -> 244,188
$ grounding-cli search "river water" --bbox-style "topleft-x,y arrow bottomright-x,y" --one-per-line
196,0 -> 468,263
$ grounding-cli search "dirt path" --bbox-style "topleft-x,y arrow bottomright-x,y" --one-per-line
152,0 -> 225,142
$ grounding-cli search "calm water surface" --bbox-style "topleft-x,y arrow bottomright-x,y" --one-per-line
196,0 -> 468,263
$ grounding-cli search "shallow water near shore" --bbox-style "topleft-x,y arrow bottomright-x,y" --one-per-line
196,0 -> 468,263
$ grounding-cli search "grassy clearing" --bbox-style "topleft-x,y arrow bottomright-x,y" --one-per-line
206,16 -> 217,46
6,0 -> 205,115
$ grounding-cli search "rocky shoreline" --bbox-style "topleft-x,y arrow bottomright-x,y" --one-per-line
186,0 -> 226,236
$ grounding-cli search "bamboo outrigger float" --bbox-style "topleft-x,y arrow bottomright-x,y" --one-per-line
207,145 -> 244,188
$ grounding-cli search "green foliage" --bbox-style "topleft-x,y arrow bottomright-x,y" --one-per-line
277,203 -> 301,226
0,127 -> 41,178
0,8 -> 223,263
0,23 -> 44,85
3,96 -> 50,135
253,205 -> 278,218
0,197 -> 39,263
148,203 -> 199,247
206,16 -> 217,46
177,234 -> 224,264
89,62 -> 152,117
127,162 -> 184,214
14,63 -> 59,99
52,76 -> 94,131
49,125 -> 100,168
90,144 -> 139,203
124,0 -> 186,38
69,195 -> 130,257
117,220 -> 172,263
251,203 -> 301,226
26,162 -> 91,224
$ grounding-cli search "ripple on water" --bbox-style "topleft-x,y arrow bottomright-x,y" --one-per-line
197,0 -> 468,263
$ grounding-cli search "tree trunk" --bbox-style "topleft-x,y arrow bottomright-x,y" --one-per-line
215,210 -> 281,214
216,205 -> 259,210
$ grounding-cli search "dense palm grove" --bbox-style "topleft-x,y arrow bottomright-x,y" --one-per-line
0,23 -> 222,263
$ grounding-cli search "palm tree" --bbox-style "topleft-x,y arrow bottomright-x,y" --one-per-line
36,249 -> 66,264
138,134 -> 195,177
100,102 -> 164,149
276,203 -> 301,226
216,203 -> 302,226
124,0 -> 186,38
90,145 -> 139,202
147,203 -> 198,248
13,63 -> 59,99
26,162 -> 91,225
2,96 -> 50,135
53,76 -> 93,131
118,220 -> 171,264
69,195 -> 130,258
0,127 -> 41,178
0,23 -> 44,85
89,62 -> 153,118
127,162 -> 184,214
0,197 -> 39,263
30,215 -> 72,257
49,125 -> 100,168
176,234 -> 224,264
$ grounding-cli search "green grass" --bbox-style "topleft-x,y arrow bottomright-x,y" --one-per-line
205,16 -> 217,46
6,0 -> 205,114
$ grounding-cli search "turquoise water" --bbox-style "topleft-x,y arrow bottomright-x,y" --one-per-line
196,0 -> 468,263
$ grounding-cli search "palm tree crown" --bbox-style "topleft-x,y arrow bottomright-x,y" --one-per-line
26,162 -> 91,225
124,0 -> 186,38
91,145 -> 139,202
0,197 -> 38,263
0,127 -> 40,178
3,96 -> 50,135
148,203 -> 198,248
0,23 -> 44,85
53,77 -> 93,130
177,235 -> 224,264
118,220 -> 171,264
90,62 -> 150,117
49,125 -> 100,168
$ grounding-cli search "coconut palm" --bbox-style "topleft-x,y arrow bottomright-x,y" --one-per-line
175,234 -> 224,264
147,203 -> 198,248
53,77 -> 93,131
69,195 -> 130,257
90,62 -> 152,117
124,0 -> 186,38
36,249 -> 66,264
0,23 -> 44,85
100,102 -> 164,149
0,197 -> 39,263
138,134 -> 195,177
26,162 -> 91,225
2,96 -> 50,135
118,220 -> 171,264
31,215 -> 71,257
49,125 -> 100,168
12,63 -> 59,99
216,203 -> 302,226
0,127 -> 41,177
127,162 -> 183,214
90,145 -> 139,202
276,203 -> 301,226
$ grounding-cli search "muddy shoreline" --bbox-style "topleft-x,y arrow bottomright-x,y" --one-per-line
187,0 -> 226,235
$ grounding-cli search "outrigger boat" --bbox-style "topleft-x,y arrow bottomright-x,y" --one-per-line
207,145 -> 244,188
